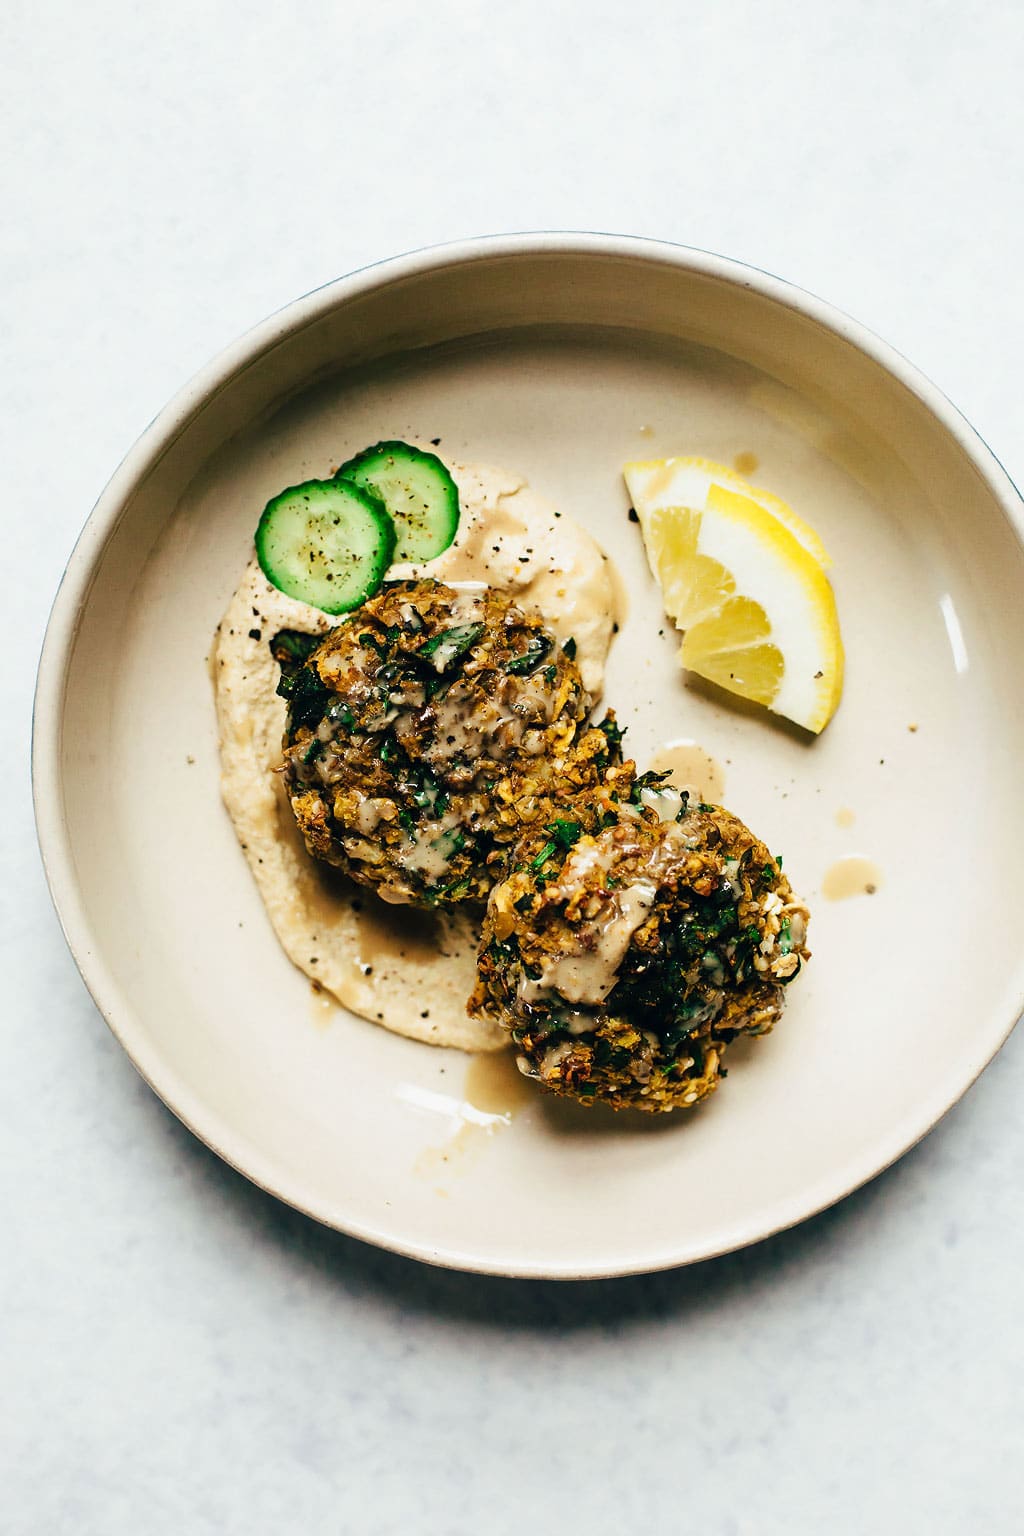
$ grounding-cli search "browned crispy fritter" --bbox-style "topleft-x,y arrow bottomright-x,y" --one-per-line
280,578 -> 620,907
470,787 -> 810,1111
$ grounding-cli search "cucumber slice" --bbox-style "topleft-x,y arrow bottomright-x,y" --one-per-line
336,441 -> 460,563
255,479 -> 395,614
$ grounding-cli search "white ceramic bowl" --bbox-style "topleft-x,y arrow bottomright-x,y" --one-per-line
34,234 -> 1024,1278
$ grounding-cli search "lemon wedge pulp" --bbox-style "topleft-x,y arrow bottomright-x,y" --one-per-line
623,463 -> 843,734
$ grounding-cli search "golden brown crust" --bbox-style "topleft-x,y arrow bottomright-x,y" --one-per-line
280,578 -> 616,907
471,795 -> 810,1112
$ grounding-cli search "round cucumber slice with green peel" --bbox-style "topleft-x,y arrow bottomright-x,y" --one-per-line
255,479 -> 396,614
336,440 -> 460,563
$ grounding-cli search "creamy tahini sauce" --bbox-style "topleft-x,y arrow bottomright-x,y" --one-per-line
348,891 -> 445,970
649,739 -> 726,803
398,817 -> 464,882
822,856 -> 882,900
413,667 -> 559,773
521,824 -> 696,1009
639,784 -> 686,822
407,1053 -> 536,1184
309,981 -> 337,1030
463,1051 -> 536,1117
533,880 -> 657,1004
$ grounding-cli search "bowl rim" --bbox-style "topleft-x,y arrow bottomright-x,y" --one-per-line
32,231 -> 1024,1279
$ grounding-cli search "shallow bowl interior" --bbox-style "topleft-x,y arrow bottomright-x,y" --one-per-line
36,237 -> 1024,1277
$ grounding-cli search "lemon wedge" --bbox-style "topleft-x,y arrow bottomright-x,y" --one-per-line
624,455 -> 832,569
624,472 -> 843,734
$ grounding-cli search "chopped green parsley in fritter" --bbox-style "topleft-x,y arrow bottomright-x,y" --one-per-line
471,794 -> 810,1111
280,578 -> 621,908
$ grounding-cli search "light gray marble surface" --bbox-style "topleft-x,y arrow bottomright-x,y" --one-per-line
4,3 -> 1023,1530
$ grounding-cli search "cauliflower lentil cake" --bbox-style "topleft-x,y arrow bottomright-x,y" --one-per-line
470,773 -> 810,1111
280,577 -> 617,907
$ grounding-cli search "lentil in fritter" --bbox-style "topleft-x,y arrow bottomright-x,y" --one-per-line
279,578 -> 613,907
470,775 -> 810,1111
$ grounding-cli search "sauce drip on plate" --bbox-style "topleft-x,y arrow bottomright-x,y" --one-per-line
649,739 -> 726,803
822,856 -> 882,900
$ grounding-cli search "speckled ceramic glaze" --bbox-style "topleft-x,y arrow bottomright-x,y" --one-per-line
33,235 -> 1024,1277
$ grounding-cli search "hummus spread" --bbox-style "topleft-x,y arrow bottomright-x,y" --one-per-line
212,456 -> 616,1050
